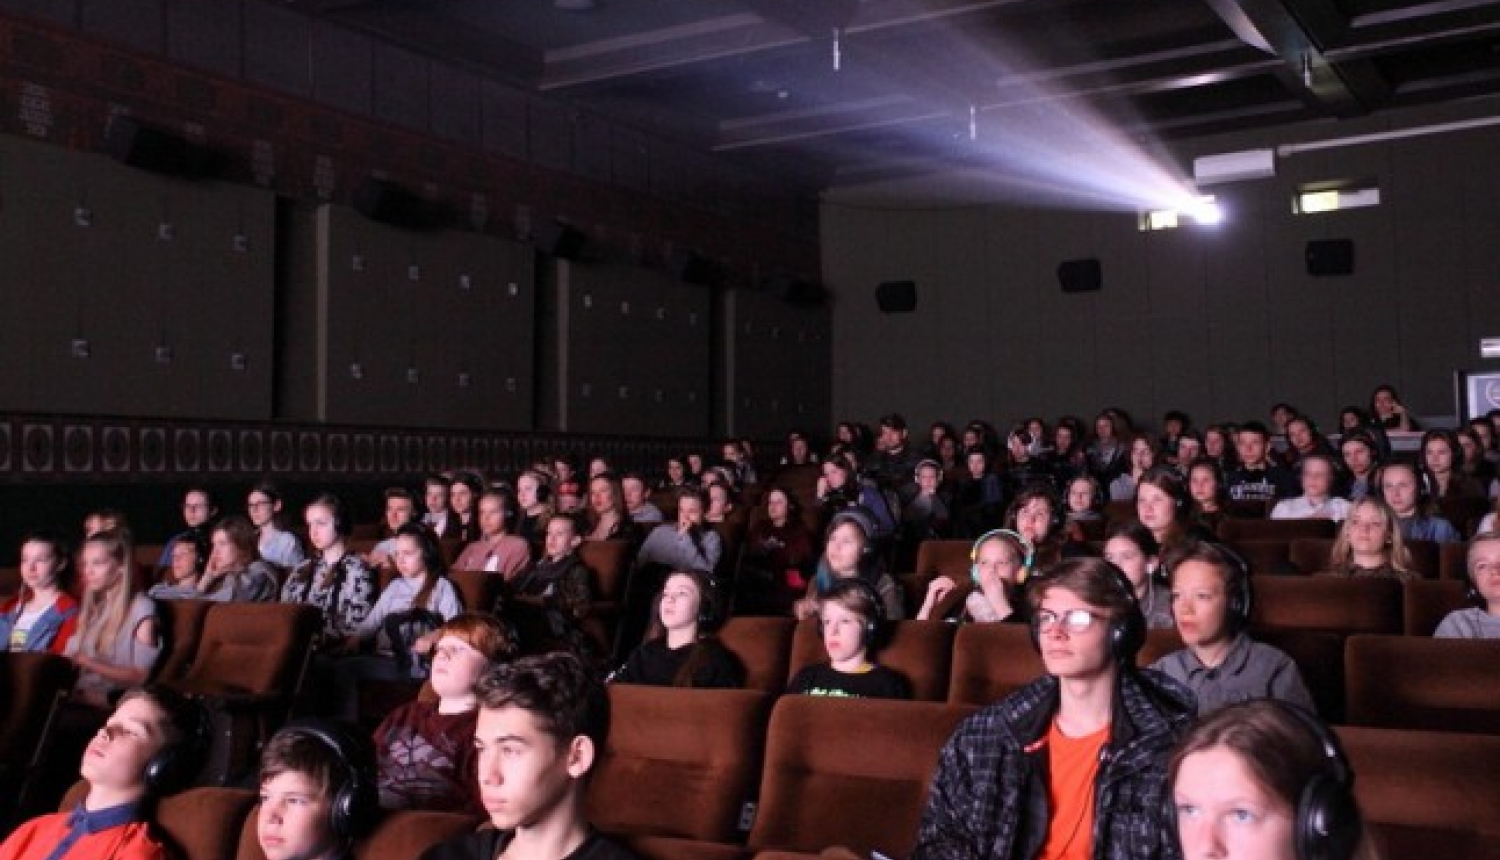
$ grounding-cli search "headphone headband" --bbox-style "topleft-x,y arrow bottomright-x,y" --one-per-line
970,528 -> 1035,586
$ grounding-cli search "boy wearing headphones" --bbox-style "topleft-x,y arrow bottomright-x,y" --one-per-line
257,722 -> 379,860
787,578 -> 910,699
1150,541 -> 1314,715
420,652 -> 636,860
912,557 -> 1195,860
0,686 -> 205,860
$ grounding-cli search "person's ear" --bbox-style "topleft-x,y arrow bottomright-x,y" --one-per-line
565,735 -> 595,779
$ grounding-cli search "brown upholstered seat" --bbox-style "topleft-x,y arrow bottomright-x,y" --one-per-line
787,619 -> 954,702
1249,576 -> 1403,636
1344,634 -> 1500,734
1218,518 -> 1338,542
1137,627 -> 1184,667
947,623 -> 1045,706
1404,539 -> 1440,579
578,539 -> 633,654
588,686 -> 774,843
1402,579 -> 1470,636
746,696 -> 976,857
447,567 -> 504,614
1438,541 -> 1469,581
153,598 -> 217,684
717,616 -> 796,694
1221,539 -> 1297,575
1337,725 -> 1500,860
1288,538 -> 1334,575
1252,628 -> 1345,722
236,804 -> 481,860
2,653 -> 77,815
909,540 -> 972,586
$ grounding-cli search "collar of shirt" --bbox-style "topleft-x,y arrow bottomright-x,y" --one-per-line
68,799 -> 146,833
1186,633 -> 1253,679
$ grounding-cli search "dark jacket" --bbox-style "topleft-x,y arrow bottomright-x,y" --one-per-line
912,668 -> 1195,860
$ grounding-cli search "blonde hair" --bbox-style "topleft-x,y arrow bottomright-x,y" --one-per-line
78,530 -> 138,659
1330,497 -> 1412,573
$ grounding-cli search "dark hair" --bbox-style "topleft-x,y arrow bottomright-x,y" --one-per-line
477,488 -> 520,536
1237,421 -> 1271,441
381,487 -> 418,537
182,486 -> 221,515
450,471 -> 485,510
1025,556 -> 1136,622
1163,410 -> 1190,428
879,412 -> 907,432
1420,429 -> 1465,472
475,651 -> 609,752
393,522 -> 446,610
1104,520 -> 1159,559
259,722 -> 373,817
424,473 -> 453,491
18,529 -> 72,593
118,684 -> 205,753
1161,539 -> 1245,594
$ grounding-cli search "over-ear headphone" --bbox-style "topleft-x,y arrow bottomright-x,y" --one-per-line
1027,559 -> 1145,664
828,506 -> 878,558
309,493 -> 352,538
818,576 -> 886,647
970,529 -> 1034,586
140,686 -> 211,796
1372,461 -> 1432,507
277,720 -> 379,844
1282,703 -> 1362,860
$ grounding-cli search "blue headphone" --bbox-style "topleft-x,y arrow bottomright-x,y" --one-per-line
969,528 -> 1034,586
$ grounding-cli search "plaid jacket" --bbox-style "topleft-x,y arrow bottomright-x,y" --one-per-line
912,668 -> 1195,860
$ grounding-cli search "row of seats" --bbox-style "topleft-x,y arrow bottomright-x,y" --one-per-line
713,616 -> 1500,732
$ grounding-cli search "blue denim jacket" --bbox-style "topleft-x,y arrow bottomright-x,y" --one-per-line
0,593 -> 80,652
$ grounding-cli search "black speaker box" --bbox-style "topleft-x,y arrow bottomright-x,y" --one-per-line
352,178 -> 444,231
535,219 -> 588,260
1057,258 -> 1102,293
1306,239 -> 1354,276
104,117 -> 215,178
876,280 -> 917,313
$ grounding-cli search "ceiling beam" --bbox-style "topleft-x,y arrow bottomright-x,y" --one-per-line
1202,0 -> 1390,116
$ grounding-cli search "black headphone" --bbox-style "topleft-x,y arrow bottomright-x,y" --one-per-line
140,687 -> 212,796
970,528 -> 1034,586
276,720 -> 379,844
1028,559 -> 1145,665
1163,540 -> 1253,634
1282,703 -> 1362,860
310,493 -> 352,538
394,521 -> 446,576
828,506 -> 878,558
818,576 -> 886,648
663,569 -> 719,630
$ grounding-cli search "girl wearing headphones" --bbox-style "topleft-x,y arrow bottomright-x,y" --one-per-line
282,494 -> 377,650
1185,457 -> 1230,535
1170,700 -> 1375,860
916,529 -> 1031,624
1434,532 -> 1500,638
1103,521 -> 1174,630
787,578 -> 910,699
1152,541 -> 1314,715
610,570 -> 743,688
1322,497 -> 1417,581
1422,429 -> 1486,501
792,508 -> 904,621
1136,466 -> 1211,555
1375,461 -> 1461,544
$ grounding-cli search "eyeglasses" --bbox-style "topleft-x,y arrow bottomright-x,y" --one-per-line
1035,608 -> 1104,634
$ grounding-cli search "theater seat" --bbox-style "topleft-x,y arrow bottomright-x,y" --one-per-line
447,568 -> 504,615
1288,538 -> 1333,575
788,620 -> 954,702
718,617 -> 796,694
909,540 -> 972,586
947,624 -> 1044,706
579,539 -> 633,653
1403,579 -> 1470,636
1405,539 -> 1440,579
1218,518 -> 1337,542
1345,635 -> 1500,734
1252,628 -> 1345,722
2,653 -> 77,816
1249,577 -> 1402,636
1137,627 -> 1184,667
589,686 -> 773,843
153,598 -> 216,684
1438,541 -> 1469,581
747,696 -> 976,857
1337,725 -> 1500,860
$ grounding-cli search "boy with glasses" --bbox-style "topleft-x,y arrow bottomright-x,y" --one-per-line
912,557 -> 1195,860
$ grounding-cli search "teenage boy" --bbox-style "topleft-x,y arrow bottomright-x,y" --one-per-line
257,722 -> 379,860
911,557 -> 1196,860
1225,422 -> 1298,503
419,651 -> 636,860
0,686 -> 205,860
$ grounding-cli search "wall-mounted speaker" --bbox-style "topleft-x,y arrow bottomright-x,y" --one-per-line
352,178 -> 445,231
1057,258 -> 1102,293
875,280 -> 917,313
535,219 -> 588,260
1306,239 -> 1354,276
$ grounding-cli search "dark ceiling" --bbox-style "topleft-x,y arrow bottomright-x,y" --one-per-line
279,0 -> 1500,196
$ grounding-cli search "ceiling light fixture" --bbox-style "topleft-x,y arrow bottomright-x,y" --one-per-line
969,105 -> 977,141
832,28 -> 842,71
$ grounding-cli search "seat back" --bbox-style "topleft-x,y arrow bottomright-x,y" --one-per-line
158,787 -> 258,860
788,620 -> 954,702
1403,579 -> 1471,636
579,540 -> 632,605
1345,635 -> 1500,734
947,623 -> 1045,706
717,617 -> 796,694
0,653 -> 76,789
748,696 -> 976,856
1438,541 -> 1470,581
1218,518 -> 1338,542
1337,725 -> 1500,860
447,568 -> 503,615
153,598 -> 217,684
1405,539 -> 1440,579
1288,538 -> 1334,575
909,540 -> 972,585
1249,576 -> 1403,636
1137,627 -> 1184,667
1253,628 -> 1346,722
178,603 -> 321,696
589,686 -> 774,843
1222,539 -> 1296,575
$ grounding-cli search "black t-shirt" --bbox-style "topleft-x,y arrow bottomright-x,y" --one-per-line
786,662 -> 911,700
610,637 -> 744,688
420,829 -> 638,860
1225,464 -> 1299,501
